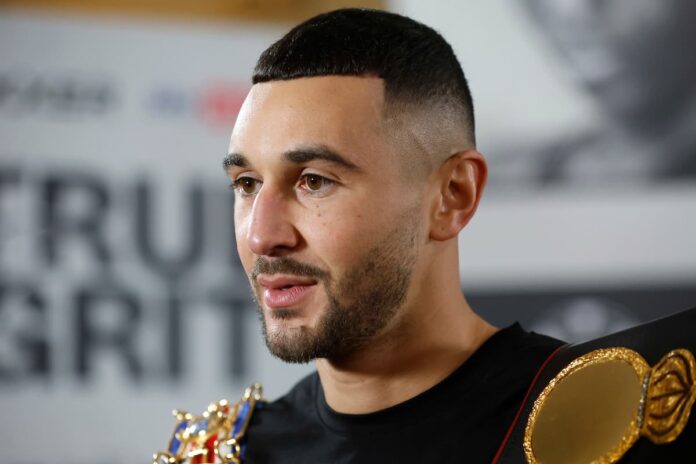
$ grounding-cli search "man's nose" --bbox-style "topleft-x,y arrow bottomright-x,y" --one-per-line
246,188 -> 299,256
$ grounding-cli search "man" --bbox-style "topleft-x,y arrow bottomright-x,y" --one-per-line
224,8 -> 563,463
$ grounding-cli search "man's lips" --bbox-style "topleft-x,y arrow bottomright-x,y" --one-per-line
256,274 -> 318,309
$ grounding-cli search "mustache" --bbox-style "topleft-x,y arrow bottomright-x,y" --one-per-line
251,257 -> 329,281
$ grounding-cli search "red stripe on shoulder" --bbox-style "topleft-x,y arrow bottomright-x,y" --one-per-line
491,344 -> 565,464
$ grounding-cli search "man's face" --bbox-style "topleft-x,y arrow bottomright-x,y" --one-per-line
227,76 -> 425,363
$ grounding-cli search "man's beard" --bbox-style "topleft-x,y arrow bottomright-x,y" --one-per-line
249,219 -> 419,364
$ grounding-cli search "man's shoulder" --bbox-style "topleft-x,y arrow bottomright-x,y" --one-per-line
253,370 -> 320,424
245,370 -> 325,457
514,325 -> 565,358
478,323 -> 564,372
274,370 -> 319,407
458,324 -> 565,405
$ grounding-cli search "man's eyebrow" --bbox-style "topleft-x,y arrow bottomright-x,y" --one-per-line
223,153 -> 249,170
222,146 -> 361,172
283,146 -> 361,171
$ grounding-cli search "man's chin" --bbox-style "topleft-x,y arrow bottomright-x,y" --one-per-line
264,327 -> 319,364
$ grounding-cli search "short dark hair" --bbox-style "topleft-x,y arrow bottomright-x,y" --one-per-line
253,8 -> 475,146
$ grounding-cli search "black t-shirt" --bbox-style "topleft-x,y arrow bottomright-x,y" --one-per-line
245,324 -> 564,463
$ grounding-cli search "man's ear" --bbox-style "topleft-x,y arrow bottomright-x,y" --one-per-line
429,150 -> 487,241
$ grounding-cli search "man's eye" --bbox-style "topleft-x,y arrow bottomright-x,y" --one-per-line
299,174 -> 333,193
232,177 -> 261,195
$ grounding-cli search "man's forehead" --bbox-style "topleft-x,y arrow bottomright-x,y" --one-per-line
248,75 -> 385,104
229,76 -> 390,164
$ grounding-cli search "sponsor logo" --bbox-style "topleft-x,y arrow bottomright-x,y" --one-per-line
149,82 -> 248,129
0,72 -> 116,118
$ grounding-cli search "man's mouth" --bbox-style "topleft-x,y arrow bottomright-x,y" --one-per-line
256,274 -> 318,309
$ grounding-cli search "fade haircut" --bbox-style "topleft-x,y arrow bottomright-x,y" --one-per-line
253,8 -> 476,149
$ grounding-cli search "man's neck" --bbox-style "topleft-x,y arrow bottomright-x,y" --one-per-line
315,289 -> 497,415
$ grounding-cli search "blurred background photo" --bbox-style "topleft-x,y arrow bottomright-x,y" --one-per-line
0,1 -> 694,462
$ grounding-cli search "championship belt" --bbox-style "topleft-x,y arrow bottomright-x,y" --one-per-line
493,306 -> 696,463
524,347 -> 696,463
153,383 -> 264,464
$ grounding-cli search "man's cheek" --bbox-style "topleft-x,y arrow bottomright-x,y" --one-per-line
237,247 -> 254,273
234,224 -> 254,271
324,238 -> 367,276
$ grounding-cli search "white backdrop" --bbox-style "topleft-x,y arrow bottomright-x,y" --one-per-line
0,3 -> 695,462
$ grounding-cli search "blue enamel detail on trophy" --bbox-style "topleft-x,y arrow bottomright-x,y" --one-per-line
169,421 -> 189,453
190,418 -> 208,435
233,400 -> 251,435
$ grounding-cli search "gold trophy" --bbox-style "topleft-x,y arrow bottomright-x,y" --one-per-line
154,384 -> 264,464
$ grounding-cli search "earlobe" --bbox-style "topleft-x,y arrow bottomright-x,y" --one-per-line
429,150 -> 487,241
